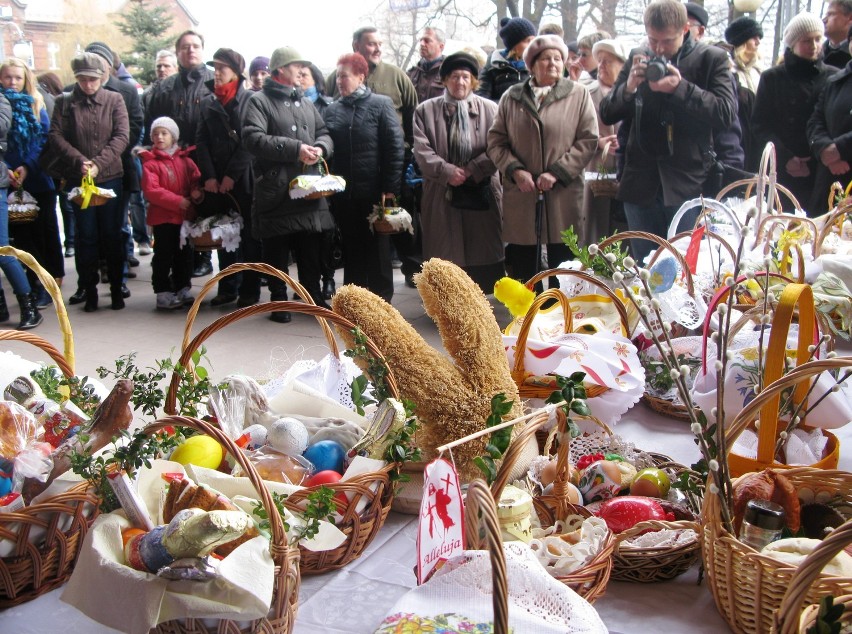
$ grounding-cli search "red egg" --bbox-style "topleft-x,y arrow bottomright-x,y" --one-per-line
304,470 -> 348,507
596,496 -> 669,533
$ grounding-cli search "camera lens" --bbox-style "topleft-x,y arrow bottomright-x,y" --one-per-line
645,59 -> 668,82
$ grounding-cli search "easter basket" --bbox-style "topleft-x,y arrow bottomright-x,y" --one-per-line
491,410 -> 615,603
815,197 -> 852,256
183,192 -> 243,252
773,517 -> 852,634
368,194 -> 413,235
702,357 -> 852,634
288,157 -> 346,201
588,142 -> 619,199
7,188 -> 39,224
166,262 -> 399,574
68,173 -> 115,209
0,248 -> 100,607
81,415 -> 300,634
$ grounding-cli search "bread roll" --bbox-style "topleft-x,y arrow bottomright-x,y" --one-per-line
762,537 -> 852,577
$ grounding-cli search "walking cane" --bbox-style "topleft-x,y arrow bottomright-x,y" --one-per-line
534,189 -> 544,275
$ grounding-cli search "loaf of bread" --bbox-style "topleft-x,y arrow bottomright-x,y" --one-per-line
0,401 -> 40,459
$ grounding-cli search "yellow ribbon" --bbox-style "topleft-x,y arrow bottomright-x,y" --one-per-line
79,173 -> 98,209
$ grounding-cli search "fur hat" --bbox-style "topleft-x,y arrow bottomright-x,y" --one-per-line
784,12 -> 825,49
522,34 -> 569,69
150,116 -> 179,143
592,38 -> 628,63
685,2 -> 709,28
249,56 -> 270,75
725,17 -> 764,48
499,16 -> 537,51
439,52 -> 480,79
85,42 -> 114,69
71,52 -> 106,78
208,48 -> 245,79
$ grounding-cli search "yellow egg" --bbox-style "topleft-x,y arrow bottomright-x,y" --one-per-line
170,435 -> 224,470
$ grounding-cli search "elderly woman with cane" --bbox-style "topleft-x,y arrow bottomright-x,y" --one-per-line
487,34 -> 598,284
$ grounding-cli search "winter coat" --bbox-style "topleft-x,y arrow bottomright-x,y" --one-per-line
753,50 -> 836,209
241,78 -> 334,238
309,93 -> 333,117
808,60 -> 852,214
476,49 -> 529,103
413,92 -> 503,267
487,77 -> 598,245
323,88 -> 404,202
4,105 -> 54,193
0,94 -> 11,189
195,80 -> 254,195
327,62 -> 417,147
823,39 -> 851,70
407,57 -> 445,103
47,85 -> 129,184
138,146 -> 201,225
144,64 -> 213,146
599,35 -> 736,207
582,81 -> 620,244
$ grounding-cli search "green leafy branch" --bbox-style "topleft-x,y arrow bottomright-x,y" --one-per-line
807,595 -> 845,634
561,227 -> 629,279
345,328 -> 393,415
385,399 -> 421,485
252,486 -> 337,541
29,366 -> 100,417
474,394 -> 515,484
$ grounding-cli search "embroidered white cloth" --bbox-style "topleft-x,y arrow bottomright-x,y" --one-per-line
180,211 -> 243,252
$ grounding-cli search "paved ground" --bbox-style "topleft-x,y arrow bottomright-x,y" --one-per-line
3,249 -> 512,401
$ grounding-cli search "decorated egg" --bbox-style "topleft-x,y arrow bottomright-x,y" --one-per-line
576,460 -> 623,503
238,424 -> 268,450
304,470 -> 348,506
596,496 -> 670,533
303,440 -> 346,474
170,435 -> 224,470
630,467 -> 671,498
648,256 -> 677,293
268,418 -> 309,456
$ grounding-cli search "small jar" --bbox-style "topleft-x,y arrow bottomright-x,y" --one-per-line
739,499 -> 785,551
496,485 -> 533,544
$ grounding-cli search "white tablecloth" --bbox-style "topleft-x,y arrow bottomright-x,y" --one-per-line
2,402 -> 851,633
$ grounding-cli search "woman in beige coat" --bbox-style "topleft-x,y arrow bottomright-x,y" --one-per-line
413,52 -> 503,292
487,35 -> 598,283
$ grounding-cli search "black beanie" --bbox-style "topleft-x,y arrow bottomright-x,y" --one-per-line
499,17 -> 537,51
724,17 -> 764,48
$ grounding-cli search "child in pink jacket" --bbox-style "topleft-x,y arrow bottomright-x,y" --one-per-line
139,117 -> 203,310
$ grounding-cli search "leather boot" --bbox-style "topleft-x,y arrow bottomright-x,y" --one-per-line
110,285 -> 125,310
16,293 -> 43,330
84,287 -> 98,313
0,289 -> 9,322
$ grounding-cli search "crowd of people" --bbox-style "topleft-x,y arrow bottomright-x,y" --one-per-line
2,0 -> 852,327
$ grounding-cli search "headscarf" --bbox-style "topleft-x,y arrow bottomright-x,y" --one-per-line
445,91 -> 472,166
1,87 -> 41,157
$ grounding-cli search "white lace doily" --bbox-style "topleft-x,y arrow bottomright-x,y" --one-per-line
529,515 -> 609,575
367,207 -> 414,235
180,211 -> 243,252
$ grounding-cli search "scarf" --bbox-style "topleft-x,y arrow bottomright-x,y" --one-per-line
214,80 -> 238,106
340,83 -> 368,105
444,91 -> 473,166
2,87 -> 41,158
502,48 -> 527,70
530,79 -> 554,110
303,85 -> 319,102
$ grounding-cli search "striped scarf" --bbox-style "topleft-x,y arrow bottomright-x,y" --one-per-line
445,91 -> 472,166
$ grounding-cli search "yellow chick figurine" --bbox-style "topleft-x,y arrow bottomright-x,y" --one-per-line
494,277 -> 536,318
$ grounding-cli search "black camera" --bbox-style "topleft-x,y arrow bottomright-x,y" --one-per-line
644,56 -> 670,82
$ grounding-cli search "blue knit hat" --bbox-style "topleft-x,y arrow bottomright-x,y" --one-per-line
499,17 -> 537,50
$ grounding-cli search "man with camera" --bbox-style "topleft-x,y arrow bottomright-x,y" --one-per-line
600,0 -> 736,258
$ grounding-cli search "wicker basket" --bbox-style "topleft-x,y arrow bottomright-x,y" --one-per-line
372,194 -> 410,235
815,197 -> 852,255
716,143 -> 804,215
188,192 -> 241,252
0,249 -> 98,606
165,263 -> 399,575
8,189 -> 38,224
772,518 -> 852,634
588,142 -> 618,198
491,410 -> 615,603
702,357 -> 852,634
141,415 -> 299,634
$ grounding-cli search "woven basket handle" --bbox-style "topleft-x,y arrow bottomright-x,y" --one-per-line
653,229 -> 737,267
0,245 -> 74,372
613,518 -> 700,545
464,479 -> 509,634
666,198 -> 743,243
491,410 -> 550,499
181,262 -> 339,358
0,331 -> 74,378
510,289 -> 574,387
598,231 -> 696,296
523,268 -> 630,335
815,198 -> 852,255
725,357 -> 852,446
774,518 -> 852,634
165,300 -> 399,414
755,214 -> 818,259
140,416 -> 289,554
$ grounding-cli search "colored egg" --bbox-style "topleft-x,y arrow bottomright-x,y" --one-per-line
649,256 -> 677,293
576,459 -> 623,503
303,440 -> 346,474
268,418 -> 309,456
596,496 -> 668,533
630,467 -> 671,498
304,470 -> 348,506
170,435 -> 224,470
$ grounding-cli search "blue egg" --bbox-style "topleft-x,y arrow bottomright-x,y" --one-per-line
0,476 -> 12,497
303,440 -> 346,474
649,256 -> 677,293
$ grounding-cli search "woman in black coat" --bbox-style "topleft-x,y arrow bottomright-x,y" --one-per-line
323,53 -> 404,302
195,48 -> 260,306
808,33 -> 852,215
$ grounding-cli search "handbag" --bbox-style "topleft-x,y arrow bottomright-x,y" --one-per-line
448,180 -> 490,211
